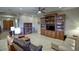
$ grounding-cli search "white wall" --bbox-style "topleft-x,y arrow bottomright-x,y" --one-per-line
61,8 -> 79,36
19,15 -> 41,34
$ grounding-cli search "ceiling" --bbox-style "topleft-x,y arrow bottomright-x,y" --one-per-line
0,7 -> 76,16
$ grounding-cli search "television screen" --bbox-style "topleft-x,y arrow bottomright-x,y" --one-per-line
46,24 -> 55,31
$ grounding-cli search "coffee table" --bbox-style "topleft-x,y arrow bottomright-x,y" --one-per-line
18,35 -> 30,41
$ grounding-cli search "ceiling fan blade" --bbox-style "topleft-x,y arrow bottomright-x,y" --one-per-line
41,8 -> 45,11
33,7 -> 46,14
38,7 -> 41,11
41,11 -> 46,14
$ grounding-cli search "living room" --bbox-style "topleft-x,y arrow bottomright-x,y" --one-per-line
0,7 -> 79,51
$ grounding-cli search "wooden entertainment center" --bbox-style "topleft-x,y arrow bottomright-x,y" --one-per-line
41,13 -> 65,40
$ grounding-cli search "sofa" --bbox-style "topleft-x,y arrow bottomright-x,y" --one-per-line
13,38 -> 42,51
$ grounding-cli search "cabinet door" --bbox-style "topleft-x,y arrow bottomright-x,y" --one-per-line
56,31 -> 60,39
47,30 -> 51,37
59,32 -> 64,40
45,30 -> 48,36
51,31 -> 56,38
41,29 -> 45,35
56,31 -> 64,40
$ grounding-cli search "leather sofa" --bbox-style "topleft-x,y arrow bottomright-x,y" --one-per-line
13,38 -> 42,51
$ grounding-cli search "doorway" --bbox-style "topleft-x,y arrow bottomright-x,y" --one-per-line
3,20 -> 13,31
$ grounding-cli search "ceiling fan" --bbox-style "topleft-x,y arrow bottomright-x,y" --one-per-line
34,7 -> 46,14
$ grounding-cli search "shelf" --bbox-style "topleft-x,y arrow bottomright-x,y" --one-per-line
41,13 -> 65,40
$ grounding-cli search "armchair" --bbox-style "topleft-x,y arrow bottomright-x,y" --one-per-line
51,37 -> 75,51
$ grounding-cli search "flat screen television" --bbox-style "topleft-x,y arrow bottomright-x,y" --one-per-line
46,24 -> 55,31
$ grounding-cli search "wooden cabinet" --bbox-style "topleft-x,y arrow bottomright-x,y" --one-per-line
51,31 -> 56,38
41,13 -> 65,40
56,14 -> 65,32
41,29 -> 46,35
23,23 -> 32,34
56,31 -> 64,40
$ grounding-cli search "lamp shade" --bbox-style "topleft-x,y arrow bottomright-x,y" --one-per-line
11,27 -> 15,31
14,27 -> 21,34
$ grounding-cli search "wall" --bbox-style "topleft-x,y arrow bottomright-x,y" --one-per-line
61,8 -> 79,36
19,15 -> 41,34
0,20 -> 3,29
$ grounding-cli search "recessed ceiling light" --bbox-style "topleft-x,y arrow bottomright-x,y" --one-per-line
58,7 -> 62,8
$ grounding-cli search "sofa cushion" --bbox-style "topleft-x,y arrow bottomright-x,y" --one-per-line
13,38 -> 31,51
64,38 -> 75,47
59,45 -> 74,51
12,43 -> 23,51
30,44 -> 42,51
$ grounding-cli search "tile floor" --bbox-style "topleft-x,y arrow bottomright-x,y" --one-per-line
0,31 -> 64,51
27,33 -> 64,51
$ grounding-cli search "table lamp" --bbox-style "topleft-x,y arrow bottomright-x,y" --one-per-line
14,27 -> 21,35
10,27 -> 15,36
11,27 -> 15,31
